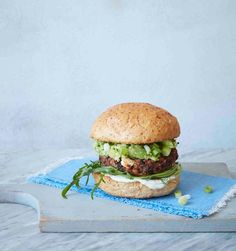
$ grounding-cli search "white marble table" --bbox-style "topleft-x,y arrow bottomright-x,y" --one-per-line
1,149 -> 236,251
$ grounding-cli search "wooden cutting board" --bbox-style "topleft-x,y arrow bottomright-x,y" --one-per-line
0,162 -> 236,233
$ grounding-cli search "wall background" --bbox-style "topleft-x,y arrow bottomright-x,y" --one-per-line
0,0 -> 236,153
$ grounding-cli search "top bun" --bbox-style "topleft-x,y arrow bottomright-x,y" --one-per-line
90,102 -> 180,144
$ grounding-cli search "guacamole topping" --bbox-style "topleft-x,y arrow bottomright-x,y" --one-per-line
93,139 -> 178,161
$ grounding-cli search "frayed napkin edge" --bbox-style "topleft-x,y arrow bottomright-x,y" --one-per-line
208,184 -> 236,216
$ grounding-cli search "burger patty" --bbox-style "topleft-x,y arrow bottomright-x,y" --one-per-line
99,148 -> 178,177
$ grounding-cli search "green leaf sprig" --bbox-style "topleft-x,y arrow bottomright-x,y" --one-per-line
61,161 -> 101,199
61,161 -> 182,199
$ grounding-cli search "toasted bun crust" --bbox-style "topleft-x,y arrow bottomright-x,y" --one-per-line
90,103 -> 180,144
93,173 -> 179,198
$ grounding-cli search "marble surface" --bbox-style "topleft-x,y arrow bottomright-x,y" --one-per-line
1,148 -> 236,250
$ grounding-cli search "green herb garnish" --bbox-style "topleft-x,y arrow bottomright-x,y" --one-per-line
178,195 -> 188,206
91,173 -> 105,199
204,185 -> 213,193
174,189 -> 182,198
61,161 -> 182,199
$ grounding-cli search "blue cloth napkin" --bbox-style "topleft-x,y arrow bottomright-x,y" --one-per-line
28,157 -> 236,219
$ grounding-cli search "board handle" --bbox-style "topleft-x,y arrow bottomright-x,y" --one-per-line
0,189 -> 40,220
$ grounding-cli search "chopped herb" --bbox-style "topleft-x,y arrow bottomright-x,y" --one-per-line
178,195 -> 189,206
174,189 -> 182,198
184,194 -> 191,200
204,185 -> 213,193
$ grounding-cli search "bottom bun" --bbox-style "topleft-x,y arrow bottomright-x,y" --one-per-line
93,173 -> 180,199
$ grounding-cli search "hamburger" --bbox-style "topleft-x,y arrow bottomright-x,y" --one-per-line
62,102 -> 181,199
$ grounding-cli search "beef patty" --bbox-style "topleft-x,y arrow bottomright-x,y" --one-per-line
99,148 -> 178,177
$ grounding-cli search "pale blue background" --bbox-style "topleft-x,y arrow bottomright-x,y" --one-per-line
0,0 -> 236,152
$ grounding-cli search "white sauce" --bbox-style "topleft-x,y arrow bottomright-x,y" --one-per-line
105,174 -> 176,190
